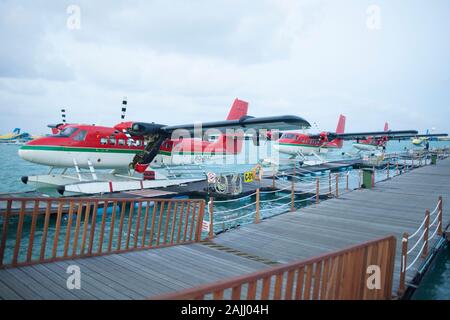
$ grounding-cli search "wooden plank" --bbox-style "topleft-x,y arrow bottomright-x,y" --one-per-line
26,200 -> 39,263
13,201 -> 26,265
0,200 -> 12,266
71,200 -> 84,257
39,201 -> 52,261
108,201 -> 118,252
63,200 -> 75,258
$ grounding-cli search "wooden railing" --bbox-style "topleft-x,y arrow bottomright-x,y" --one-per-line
398,196 -> 443,296
0,197 -> 206,268
151,235 -> 397,300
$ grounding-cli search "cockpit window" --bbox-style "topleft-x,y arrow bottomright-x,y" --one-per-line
72,130 -> 87,141
281,133 -> 298,140
53,127 -> 78,137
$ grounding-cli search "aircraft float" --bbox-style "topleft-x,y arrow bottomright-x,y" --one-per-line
18,98 -> 310,195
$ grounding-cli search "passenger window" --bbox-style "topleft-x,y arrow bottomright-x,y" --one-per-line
127,139 -> 134,146
100,138 -> 108,145
72,130 -> 88,141
118,139 -> 125,146
109,137 -> 116,145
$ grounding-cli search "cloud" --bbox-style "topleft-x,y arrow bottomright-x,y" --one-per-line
0,0 -> 449,135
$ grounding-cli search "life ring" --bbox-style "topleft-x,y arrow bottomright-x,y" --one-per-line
252,164 -> 263,181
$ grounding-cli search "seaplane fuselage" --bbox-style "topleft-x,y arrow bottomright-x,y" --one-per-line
274,133 -> 343,156
274,114 -> 346,157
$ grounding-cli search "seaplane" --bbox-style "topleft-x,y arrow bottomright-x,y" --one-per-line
270,115 -> 418,162
409,130 -> 448,146
0,128 -> 33,144
352,122 -> 390,152
18,98 -> 311,195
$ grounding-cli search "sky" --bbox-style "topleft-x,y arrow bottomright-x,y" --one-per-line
0,0 -> 449,135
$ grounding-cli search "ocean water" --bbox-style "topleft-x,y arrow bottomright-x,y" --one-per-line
0,139 -> 449,299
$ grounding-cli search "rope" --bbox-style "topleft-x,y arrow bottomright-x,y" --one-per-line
429,211 -> 440,227
258,193 -> 292,204
213,201 -> 257,214
429,221 -> 441,239
213,191 -> 257,203
407,229 -> 426,255
406,241 -> 427,271
259,185 -> 292,194
429,200 -> 441,216
216,210 -> 256,224
408,217 -> 427,239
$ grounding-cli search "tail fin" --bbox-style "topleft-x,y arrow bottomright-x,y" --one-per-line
210,98 -> 249,154
329,115 -> 346,148
335,115 -> 346,134
384,122 -> 389,132
226,98 -> 248,120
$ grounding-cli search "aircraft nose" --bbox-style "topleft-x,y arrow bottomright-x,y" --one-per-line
18,146 -> 32,162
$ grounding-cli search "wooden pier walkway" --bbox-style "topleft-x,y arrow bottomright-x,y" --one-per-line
0,158 -> 448,299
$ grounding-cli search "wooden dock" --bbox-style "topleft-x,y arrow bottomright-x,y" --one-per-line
0,158 -> 448,299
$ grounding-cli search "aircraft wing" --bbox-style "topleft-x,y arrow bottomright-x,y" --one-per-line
388,133 -> 448,140
129,115 -> 311,136
306,130 -> 419,140
331,130 -> 419,140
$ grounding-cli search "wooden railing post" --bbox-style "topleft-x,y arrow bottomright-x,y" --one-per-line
195,200 -> 206,242
316,177 -> 320,204
335,174 -> 339,198
398,233 -> 409,297
438,196 -> 443,236
255,188 -> 260,223
422,209 -> 430,258
209,197 -> 214,239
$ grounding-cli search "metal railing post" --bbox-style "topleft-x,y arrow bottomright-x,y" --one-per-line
346,172 -> 349,191
272,172 -> 275,189
396,161 -> 399,175
404,160 -> 407,173
372,166 -> 375,188
438,196 -> 443,236
328,172 -> 332,195
209,197 -> 214,239
316,177 -> 320,204
422,209 -> 430,258
387,162 -> 390,179
398,233 -> 409,297
255,188 -> 260,223
291,174 -> 295,212
335,174 -> 339,198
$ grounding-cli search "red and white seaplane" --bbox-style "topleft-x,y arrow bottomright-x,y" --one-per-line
352,122 -> 390,152
271,115 -> 418,162
19,98 -> 310,195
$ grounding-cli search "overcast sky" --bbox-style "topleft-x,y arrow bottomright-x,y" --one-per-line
0,0 -> 449,135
